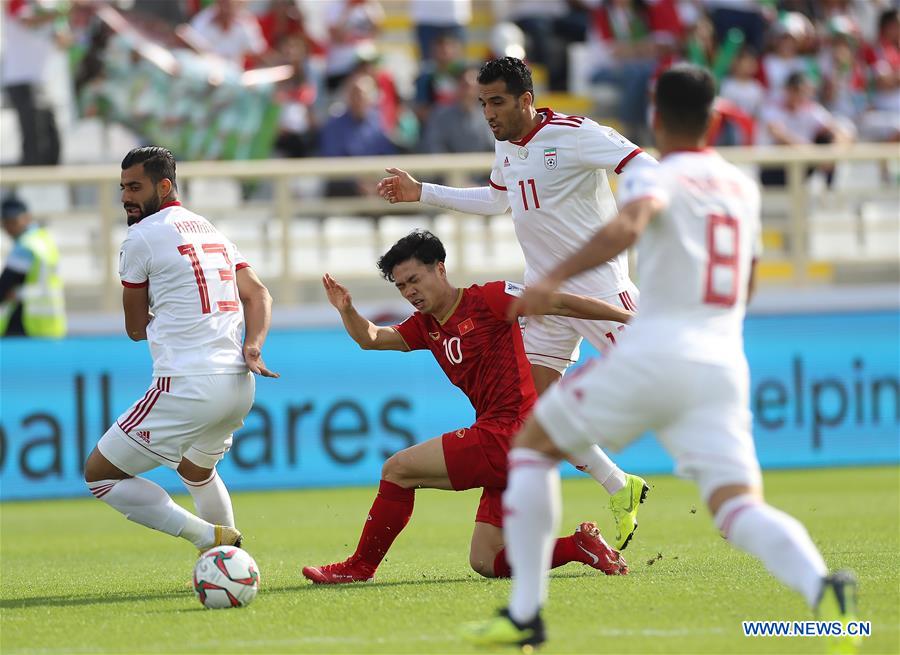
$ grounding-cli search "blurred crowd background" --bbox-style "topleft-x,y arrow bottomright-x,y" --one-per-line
2,0 -> 898,191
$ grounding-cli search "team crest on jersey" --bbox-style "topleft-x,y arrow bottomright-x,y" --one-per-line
544,148 -> 558,170
503,156 -> 510,167
136,430 -> 151,444
458,318 -> 474,335
429,331 -> 440,340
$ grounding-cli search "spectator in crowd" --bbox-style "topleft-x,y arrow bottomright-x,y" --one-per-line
758,71 -> 854,187
319,74 -> 397,196
704,0 -> 772,56
587,0 -> 682,141
351,47 -> 419,152
0,197 -> 66,338
762,12 -> 814,101
187,0 -> 267,69
818,19 -> 867,125
684,14 -> 745,83
502,0 -> 590,91
419,66 -> 494,155
411,0 -> 470,62
860,8 -> 900,142
720,48 -> 766,121
324,0 -> 384,92
273,35 -> 320,158
257,0 -> 325,61
413,32 -> 467,125
1,0 -> 63,166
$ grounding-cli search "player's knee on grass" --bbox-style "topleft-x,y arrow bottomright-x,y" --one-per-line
469,522 -> 505,578
469,551 -> 496,578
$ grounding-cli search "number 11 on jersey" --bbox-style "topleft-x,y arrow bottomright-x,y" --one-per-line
518,178 -> 540,210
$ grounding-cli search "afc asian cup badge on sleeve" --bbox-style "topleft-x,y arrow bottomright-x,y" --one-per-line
544,148 -> 558,169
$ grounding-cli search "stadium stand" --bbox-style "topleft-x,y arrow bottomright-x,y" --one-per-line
1,0 -> 898,321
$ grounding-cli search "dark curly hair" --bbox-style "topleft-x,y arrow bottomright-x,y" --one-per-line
121,146 -> 178,190
377,230 -> 446,282
477,57 -> 533,98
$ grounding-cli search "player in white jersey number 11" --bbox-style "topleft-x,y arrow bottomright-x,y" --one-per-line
377,56 -> 656,551
462,65 -> 859,653
83,146 -> 279,556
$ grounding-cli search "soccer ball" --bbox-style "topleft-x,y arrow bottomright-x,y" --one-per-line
193,546 -> 260,609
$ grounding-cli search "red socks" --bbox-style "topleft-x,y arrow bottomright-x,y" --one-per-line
352,480 -> 415,569
493,549 -> 512,577
492,535 -> 586,578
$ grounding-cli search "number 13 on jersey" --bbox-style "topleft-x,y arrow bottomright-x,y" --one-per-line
177,243 -> 240,314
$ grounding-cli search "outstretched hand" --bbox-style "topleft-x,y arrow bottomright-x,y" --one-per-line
376,167 -> 422,204
243,344 -> 279,378
322,273 -> 353,312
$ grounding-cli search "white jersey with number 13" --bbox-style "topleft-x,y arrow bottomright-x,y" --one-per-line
118,202 -> 249,377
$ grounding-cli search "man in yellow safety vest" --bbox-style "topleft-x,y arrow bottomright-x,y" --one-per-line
0,196 -> 66,338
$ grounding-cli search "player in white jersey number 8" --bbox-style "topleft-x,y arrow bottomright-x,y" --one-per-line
378,57 -> 656,551
463,65 -> 858,653
83,147 -> 279,555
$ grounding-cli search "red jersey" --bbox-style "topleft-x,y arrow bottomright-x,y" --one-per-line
393,281 -> 537,424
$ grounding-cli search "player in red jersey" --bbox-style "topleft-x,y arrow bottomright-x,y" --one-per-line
301,230 -> 631,584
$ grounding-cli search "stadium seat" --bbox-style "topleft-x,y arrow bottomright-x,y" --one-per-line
322,216 -> 379,275
861,200 -> 900,259
289,217 -> 323,276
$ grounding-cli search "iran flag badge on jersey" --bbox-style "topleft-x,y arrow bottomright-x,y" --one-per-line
544,148 -> 558,170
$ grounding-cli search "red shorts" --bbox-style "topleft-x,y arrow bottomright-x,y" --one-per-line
441,420 -> 522,528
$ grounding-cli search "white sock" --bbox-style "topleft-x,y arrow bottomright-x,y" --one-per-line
180,469 -> 234,527
88,478 -> 215,549
504,448 -> 561,624
716,494 -> 828,607
570,445 -> 627,495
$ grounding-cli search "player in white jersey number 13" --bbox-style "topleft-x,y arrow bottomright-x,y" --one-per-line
462,65 -> 859,652
377,56 -> 657,551
82,146 -> 279,555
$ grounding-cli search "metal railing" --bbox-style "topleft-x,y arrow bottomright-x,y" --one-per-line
0,143 -> 897,310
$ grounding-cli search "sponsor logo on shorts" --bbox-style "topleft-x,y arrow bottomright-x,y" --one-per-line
136,429 -> 151,444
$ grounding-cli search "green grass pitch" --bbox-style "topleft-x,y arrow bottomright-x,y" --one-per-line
2,466 -> 898,654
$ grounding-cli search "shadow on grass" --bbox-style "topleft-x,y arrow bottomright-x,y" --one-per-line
2,571 -> 596,610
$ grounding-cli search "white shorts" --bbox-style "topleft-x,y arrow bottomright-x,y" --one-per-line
523,285 -> 639,373
98,373 -> 255,475
534,350 -> 762,502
